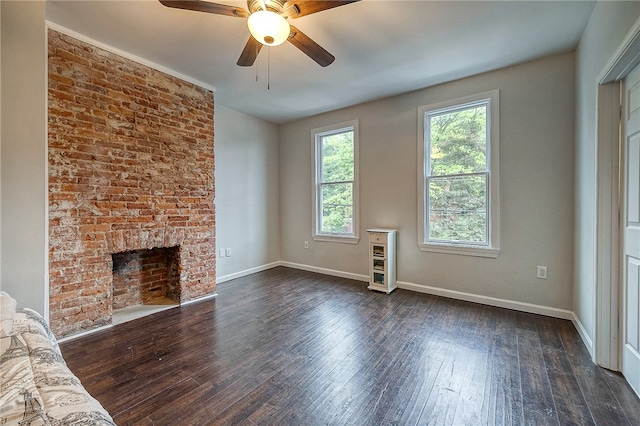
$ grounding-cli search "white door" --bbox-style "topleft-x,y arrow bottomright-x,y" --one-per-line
622,62 -> 640,396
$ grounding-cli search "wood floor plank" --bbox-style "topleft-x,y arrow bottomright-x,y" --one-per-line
149,350 -> 296,424
113,378 -> 202,424
420,342 -> 472,424
601,369 -> 640,425
486,308 -> 523,425
554,316 -> 638,425
58,267 -> 640,425
517,327 -> 560,425
378,296 -> 447,425
361,295 -> 439,424
536,316 -> 596,425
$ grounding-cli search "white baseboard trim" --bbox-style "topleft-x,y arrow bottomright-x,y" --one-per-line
182,293 -> 218,306
280,261 -> 369,283
279,261 -> 574,320
216,261 -> 282,283
571,311 -> 595,359
398,280 -> 574,320
58,324 -> 113,343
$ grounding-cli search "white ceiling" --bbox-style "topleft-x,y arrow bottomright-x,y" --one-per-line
46,0 -> 595,124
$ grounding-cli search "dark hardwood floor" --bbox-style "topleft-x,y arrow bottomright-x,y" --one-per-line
59,267 -> 640,425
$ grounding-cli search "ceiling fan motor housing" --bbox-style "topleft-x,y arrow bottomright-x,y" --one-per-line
247,0 -> 289,14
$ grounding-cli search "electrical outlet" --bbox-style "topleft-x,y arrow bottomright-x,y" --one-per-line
226,248 -> 231,257
304,241 -> 309,249
536,265 -> 547,279
218,249 -> 225,258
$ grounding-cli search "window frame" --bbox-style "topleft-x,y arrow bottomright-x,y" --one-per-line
312,120 -> 360,244
417,90 -> 500,258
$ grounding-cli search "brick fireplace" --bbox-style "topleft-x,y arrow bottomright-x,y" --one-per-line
112,247 -> 181,310
48,30 -> 216,338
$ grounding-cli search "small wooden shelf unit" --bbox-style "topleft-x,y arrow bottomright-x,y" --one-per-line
367,228 -> 397,294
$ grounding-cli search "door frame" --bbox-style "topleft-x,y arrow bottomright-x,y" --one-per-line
595,18 -> 640,370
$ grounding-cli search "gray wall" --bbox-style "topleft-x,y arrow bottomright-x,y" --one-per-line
279,53 -> 575,312
214,105 -> 281,281
574,2 -> 640,349
0,1 -> 48,316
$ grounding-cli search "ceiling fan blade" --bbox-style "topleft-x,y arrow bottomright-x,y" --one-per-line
287,25 -> 335,67
159,0 -> 249,18
237,36 -> 263,67
282,0 -> 360,19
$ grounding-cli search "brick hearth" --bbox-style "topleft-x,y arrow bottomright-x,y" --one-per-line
48,30 -> 216,338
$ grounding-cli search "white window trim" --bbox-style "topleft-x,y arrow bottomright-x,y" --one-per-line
312,120 -> 360,244
417,90 -> 500,258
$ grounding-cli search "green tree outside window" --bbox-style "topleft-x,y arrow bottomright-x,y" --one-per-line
427,103 -> 489,244
319,130 -> 354,234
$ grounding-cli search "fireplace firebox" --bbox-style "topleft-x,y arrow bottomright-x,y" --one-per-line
111,246 -> 181,310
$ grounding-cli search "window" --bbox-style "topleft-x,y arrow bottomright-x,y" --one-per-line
418,90 -> 500,257
312,121 -> 359,243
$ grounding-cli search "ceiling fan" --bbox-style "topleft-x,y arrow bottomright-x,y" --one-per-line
159,0 -> 360,67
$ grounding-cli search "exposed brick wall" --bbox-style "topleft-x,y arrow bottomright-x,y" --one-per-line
48,30 -> 215,338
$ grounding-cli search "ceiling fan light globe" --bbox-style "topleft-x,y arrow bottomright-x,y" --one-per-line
247,11 -> 290,46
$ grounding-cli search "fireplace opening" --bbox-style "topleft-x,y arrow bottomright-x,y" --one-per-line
111,246 -> 181,324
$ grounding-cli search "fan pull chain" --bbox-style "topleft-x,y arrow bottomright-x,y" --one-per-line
267,47 -> 271,90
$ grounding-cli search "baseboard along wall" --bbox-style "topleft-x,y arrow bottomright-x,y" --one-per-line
221,261 -> 593,358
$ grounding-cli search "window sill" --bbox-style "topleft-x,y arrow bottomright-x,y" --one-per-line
418,243 -> 500,258
313,234 -> 360,245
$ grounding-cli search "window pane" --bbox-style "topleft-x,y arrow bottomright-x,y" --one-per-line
321,131 -> 354,183
429,104 -> 487,176
321,182 -> 353,234
428,174 -> 487,244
